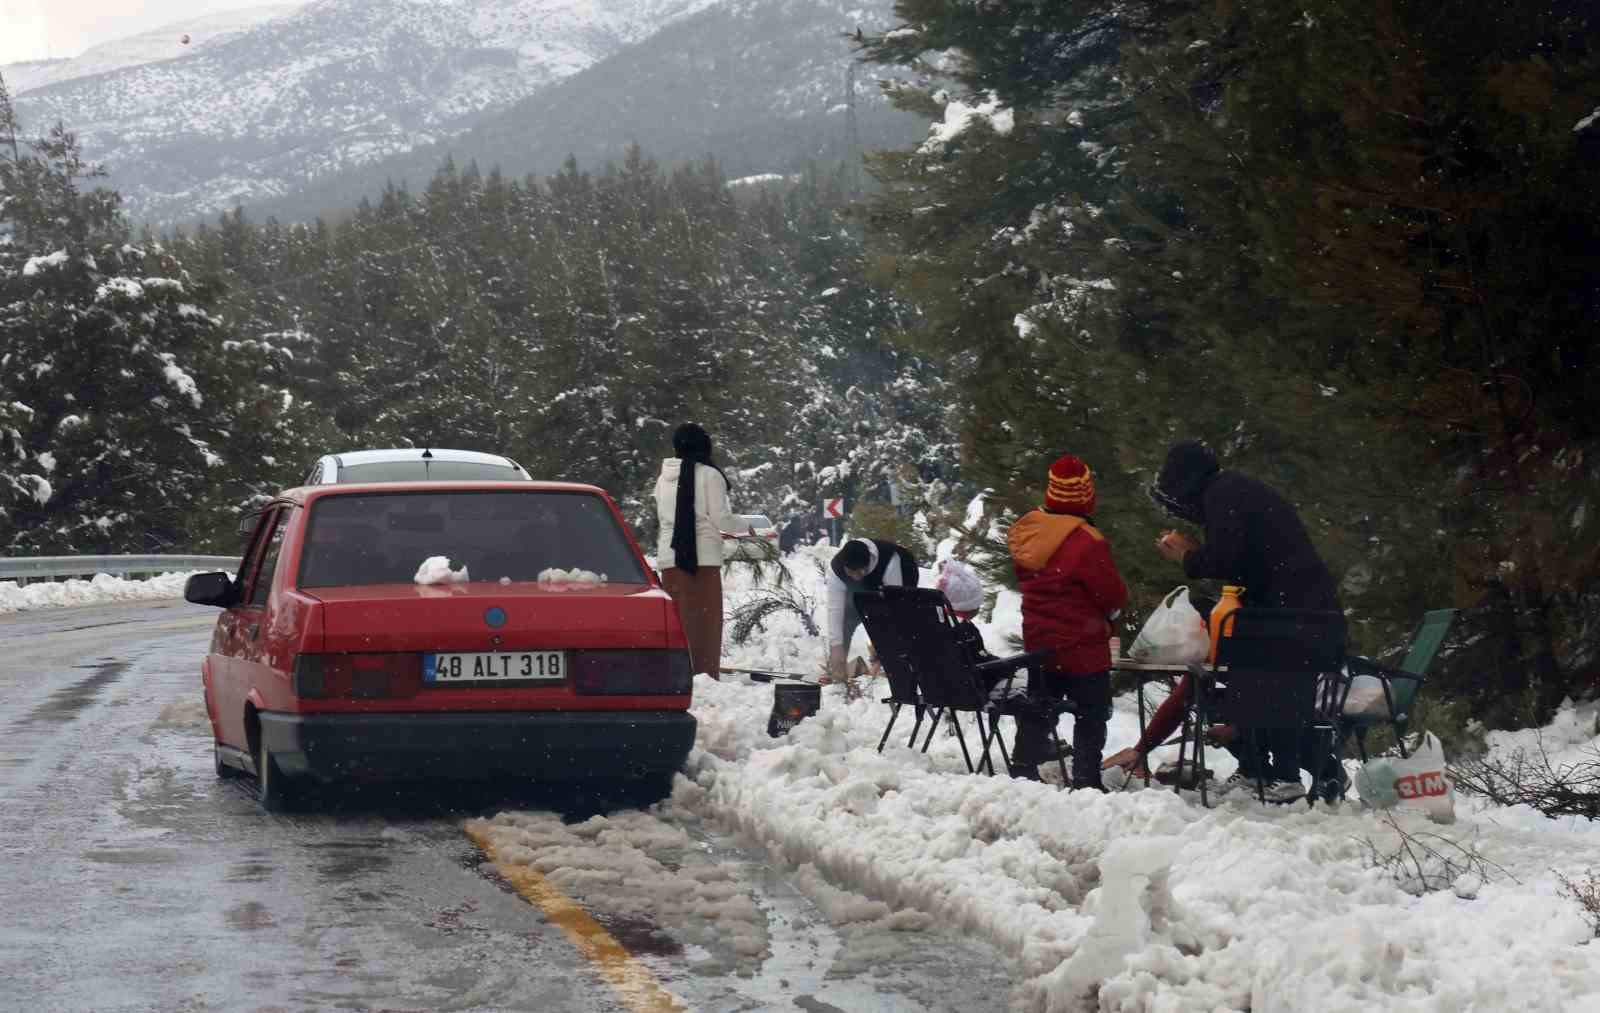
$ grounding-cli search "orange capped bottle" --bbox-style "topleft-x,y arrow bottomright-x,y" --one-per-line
1207,585 -> 1245,664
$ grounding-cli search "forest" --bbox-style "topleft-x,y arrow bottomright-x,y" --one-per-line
2,0 -> 1596,733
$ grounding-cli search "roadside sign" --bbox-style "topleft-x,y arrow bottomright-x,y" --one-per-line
824,498 -> 845,519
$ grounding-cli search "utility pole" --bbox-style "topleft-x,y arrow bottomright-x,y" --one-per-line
844,61 -> 861,200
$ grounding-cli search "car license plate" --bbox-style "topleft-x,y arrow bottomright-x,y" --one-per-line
423,651 -> 566,684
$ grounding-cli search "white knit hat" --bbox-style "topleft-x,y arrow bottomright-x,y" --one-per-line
937,559 -> 984,615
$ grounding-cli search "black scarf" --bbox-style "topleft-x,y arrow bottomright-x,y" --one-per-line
672,458 -> 702,572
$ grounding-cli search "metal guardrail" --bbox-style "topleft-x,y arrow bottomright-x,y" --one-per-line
0,555 -> 241,584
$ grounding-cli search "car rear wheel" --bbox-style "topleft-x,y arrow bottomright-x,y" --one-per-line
214,741 -> 241,779
255,736 -> 296,812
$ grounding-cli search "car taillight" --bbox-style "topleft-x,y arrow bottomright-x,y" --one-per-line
292,653 -> 422,699
571,650 -> 693,695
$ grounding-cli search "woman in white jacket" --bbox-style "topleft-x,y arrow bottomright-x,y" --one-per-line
654,422 -> 748,678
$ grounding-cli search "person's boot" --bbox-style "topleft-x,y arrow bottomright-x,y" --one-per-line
1071,718 -> 1108,792
1070,754 -> 1107,792
1008,762 -> 1043,782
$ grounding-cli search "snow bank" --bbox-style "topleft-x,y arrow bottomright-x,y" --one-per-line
0,571 -> 196,614
664,552 -> 1600,1009
676,670 -> 1600,1010
1462,699 -> 1600,837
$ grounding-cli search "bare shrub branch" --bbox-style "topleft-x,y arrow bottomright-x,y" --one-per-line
1449,735 -> 1600,822
1357,810 -> 1515,896
1556,869 -> 1600,939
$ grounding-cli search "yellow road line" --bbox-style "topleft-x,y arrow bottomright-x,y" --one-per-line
465,826 -> 687,1013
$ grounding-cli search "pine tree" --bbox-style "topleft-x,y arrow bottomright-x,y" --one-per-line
0,126 -> 322,552
859,0 -> 1600,717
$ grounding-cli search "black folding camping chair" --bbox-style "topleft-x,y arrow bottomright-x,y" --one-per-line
855,586 -> 1065,779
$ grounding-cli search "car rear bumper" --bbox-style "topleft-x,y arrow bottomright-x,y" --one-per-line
258,710 -> 696,782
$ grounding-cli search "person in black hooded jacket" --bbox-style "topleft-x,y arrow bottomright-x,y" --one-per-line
1148,439 -> 1346,802
1151,440 -> 1341,614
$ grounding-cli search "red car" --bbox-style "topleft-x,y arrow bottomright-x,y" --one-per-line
184,481 -> 696,810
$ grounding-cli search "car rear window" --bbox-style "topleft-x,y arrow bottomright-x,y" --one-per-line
297,490 -> 646,587
336,460 -> 524,483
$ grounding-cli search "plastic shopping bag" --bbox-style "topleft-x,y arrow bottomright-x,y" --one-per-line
1128,586 -> 1210,666
1342,673 -> 1391,717
1355,731 -> 1456,824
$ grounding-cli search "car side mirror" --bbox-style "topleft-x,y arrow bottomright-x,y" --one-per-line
185,572 -> 239,608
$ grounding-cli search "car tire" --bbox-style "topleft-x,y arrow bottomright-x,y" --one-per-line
214,741 -> 241,779
255,736 -> 295,812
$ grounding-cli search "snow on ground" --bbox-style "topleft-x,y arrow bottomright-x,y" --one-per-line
593,548 -> 1600,1010
0,571 -> 197,614
21,546 -> 1600,1009
1461,699 -> 1600,838
468,808 -> 775,973
682,554 -> 1600,1009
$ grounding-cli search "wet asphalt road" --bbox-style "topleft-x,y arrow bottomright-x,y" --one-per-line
0,600 -> 1014,1012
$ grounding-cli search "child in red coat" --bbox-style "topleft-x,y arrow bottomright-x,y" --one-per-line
1006,454 -> 1128,788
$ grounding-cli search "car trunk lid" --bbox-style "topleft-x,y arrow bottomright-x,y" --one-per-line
302,581 -> 674,653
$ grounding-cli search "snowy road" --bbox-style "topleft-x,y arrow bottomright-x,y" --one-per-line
0,600 -> 1013,1012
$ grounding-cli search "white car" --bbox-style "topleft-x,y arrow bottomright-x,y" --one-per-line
722,513 -> 780,562
300,448 -> 529,486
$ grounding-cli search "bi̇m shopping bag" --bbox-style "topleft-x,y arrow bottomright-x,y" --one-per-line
1356,731 -> 1457,824
1128,585 -> 1210,666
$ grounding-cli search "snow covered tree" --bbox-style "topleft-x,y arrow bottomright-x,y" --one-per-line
859,0 -> 1600,719
0,125 -> 322,553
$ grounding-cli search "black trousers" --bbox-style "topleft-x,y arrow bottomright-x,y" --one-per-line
1226,724 -> 1341,783
1225,728 -> 1300,782
1013,669 -> 1111,784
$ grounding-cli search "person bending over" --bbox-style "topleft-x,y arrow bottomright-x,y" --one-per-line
1124,438 -> 1346,803
824,537 -> 919,683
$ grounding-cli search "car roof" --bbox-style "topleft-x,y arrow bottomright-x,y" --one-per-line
278,480 -> 609,505
323,448 -> 522,468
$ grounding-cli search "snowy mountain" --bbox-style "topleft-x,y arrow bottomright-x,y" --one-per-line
249,0 -> 920,225
1,6 -> 304,95
7,0 -> 724,225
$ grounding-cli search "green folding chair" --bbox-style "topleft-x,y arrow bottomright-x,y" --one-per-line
1342,608 -> 1458,760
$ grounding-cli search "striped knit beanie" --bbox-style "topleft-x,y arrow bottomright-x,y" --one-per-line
1043,454 -> 1097,516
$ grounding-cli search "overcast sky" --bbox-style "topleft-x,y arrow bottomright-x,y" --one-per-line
0,0 -> 293,65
